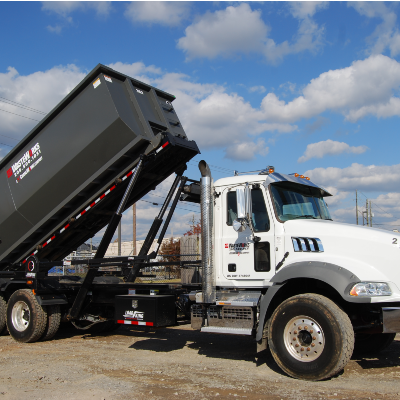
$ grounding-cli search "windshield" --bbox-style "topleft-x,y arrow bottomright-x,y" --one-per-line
270,182 -> 332,221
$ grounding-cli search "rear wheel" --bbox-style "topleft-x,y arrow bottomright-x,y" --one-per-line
268,293 -> 354,381
6,289 -> 47,343
0,295 -> 6,334
41,304 -> 61,341
354,332 -> 396,356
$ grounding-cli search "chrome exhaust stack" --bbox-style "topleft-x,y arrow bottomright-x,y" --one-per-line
199,160 -> 215,304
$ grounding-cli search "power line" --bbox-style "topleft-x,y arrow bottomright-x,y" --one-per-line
0,142 -> 13,148
149,192 -> 200,207
0,97 -> 47,115
0,107 -> 40,122
139,199 -> 200,214
188,161 -> 232,176
358,190 -> 398,220
0,96 -> 46,114
0,133 -> 18,141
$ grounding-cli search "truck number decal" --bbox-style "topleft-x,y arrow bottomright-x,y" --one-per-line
393,238 -> 398,245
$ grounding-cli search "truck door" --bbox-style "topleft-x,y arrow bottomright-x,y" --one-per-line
221,186 -> 276,282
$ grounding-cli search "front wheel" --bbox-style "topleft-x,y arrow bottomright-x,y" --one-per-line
6,289 -> 47,343
268,293 -> 354,381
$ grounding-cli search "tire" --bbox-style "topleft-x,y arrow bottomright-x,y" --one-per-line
41,304 -> 61,341
354,332 -> 396,356
267,293 -> 354,381
6,289 -> 47,343
257,319 -> 270,354
0,295 -> 7,334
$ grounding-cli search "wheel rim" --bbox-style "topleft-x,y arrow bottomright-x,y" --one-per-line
283,315 -> 325,362
11,301 -> 31,332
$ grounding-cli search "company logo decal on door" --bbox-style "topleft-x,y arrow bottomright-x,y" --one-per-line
227,243 -> 250,255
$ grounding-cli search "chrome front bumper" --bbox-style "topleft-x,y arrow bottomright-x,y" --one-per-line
382,307 -> 400,333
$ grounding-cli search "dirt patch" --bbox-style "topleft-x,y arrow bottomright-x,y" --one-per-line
0,325 -> 399,400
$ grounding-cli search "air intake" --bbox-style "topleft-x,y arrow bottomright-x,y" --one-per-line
292,237 -> 324,252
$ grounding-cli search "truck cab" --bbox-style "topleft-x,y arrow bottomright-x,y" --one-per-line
214,170 -> 332,288
194,162 -> 400,380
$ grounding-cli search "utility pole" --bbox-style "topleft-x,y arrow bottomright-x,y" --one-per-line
369,200 -> 372,227
365,199 -> 369,227
118,220 -> 122,256
132,203 -> 136,255
356,190 -> 358,225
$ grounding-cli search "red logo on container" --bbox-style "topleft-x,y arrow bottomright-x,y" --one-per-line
7,168 -> 12,178
225,243 -> 228,248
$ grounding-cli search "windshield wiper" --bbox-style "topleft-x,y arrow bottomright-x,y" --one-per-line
293,215 -> 318,219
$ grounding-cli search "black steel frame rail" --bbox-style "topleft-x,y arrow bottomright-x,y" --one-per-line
67,156 -> 144,320
125,174 -> 188,282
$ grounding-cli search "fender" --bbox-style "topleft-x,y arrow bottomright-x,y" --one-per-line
256,283 -> 285,341
256,261 -> 366,341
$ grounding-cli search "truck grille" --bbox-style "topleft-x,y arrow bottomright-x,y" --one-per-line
292,237 -> 324,252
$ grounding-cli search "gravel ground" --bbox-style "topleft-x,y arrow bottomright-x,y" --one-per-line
0,324 -> 399,400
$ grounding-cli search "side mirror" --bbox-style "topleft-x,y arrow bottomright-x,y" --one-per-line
244,183 -> 252,219
236,187 -> 246,219
233,185 -> 252,232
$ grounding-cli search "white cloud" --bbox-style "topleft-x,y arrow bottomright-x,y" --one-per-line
279,81 -> 297,94
305,163 -> 400,192
350,2 -> 400,57
107,61 -> 163,84
298,139 -> 368,163
0,65 -> 86,146
0,62 -> 295,161
124,1 -> 190,26
47,25 -> 62,34
177,4 -> 268,60
249,85 -> 266,93
225,138 -> 269,161
177,3 -> 326,64
289,2 -> 328,19
261,54 -> 400,123
327,191 -> 400,227
150,71 -> 296,149
94,174 -> 200,242
320,186 -> 350,208
42,1 -> 111,18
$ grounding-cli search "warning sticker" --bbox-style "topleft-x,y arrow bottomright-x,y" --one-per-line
104,75 -> 112,83
93,78 -> 101,89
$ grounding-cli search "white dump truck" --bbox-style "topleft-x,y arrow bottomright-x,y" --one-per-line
0,64 -> 399,382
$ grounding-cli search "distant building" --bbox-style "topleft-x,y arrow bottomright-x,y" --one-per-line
105,238 -> 173,257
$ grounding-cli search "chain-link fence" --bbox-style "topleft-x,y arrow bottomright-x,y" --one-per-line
48,252 -> 93,278
180,235 -> 202,284
48,237 -> 202,284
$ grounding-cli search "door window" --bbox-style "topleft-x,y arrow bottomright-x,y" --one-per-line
226,188 -> 270,232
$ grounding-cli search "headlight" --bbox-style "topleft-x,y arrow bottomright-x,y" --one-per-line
350,282 -> 392,297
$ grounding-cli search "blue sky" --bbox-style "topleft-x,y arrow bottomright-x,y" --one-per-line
2,1 -> 400,244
